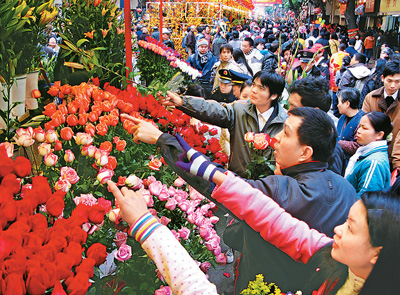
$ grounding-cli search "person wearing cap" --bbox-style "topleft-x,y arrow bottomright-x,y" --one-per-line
209,69 -> 236,103
210,44 -> 243,89
42,36 -> 59,59
187,39 -> 218,99
151,27 -> 159,41
229,69 -> 252,99
162,28 -> 174,49
291,48 -> 320,79
312,43 -> 330,83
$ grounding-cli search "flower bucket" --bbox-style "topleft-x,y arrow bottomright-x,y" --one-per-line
11,74 -> 27,118
25,70 -> 39,110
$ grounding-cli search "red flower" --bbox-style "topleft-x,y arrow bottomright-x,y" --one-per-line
43,103 -> 57,117
65,272 -> 91,295
64,242 -> 83,267
105,156 -> 117,170
60,127 -> 74,141
75,258 -> 96,277
99,141 -> 112,152
31,89 -> 41,99
253,133 -> 269,150
26,263 -> 57,295
1,173 -> 21,194
96,123 -> 108,136
66,114 -> 79,126
60,84 -> 71,95
13,156 -> 32,177
88,204 -> 106,224
92,77 -> 100,86
51,280 -> 67,295
3,273 -> 25,295
67,227 -> 87,245
149,158 -> 162,171
115,140 -> 126,151
85,123 -> 96,137
58,104 -> 68,116
199,125 -> 209,133
54,140 -> 62,151
87,243 -> 108,266
78,113 -> 88,125
46,193 -> 65,217
48,86 -> 60,97
68,102 -> 78,114
269,138 -> 278,149
97,197 -> 112,212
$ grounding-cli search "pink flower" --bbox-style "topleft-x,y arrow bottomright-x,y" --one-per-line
158,185 -> 169,201
178,200 -> 190,213
74,193 -> 97,206
155,286 -> 172,295
97,168 -> 114,184
96,154 -> 109,166
54,179 -> 71,192
168,186 -> 177,196
81,145 -> 97,157
199,226 -> 212,240
114,244 -> 132,262
174,176 -> 186,187
178,227 -> 190,240
38,142 -> 53,156
244,131 -> 255,142
114,232 -> 127,247
189,186 -> 205,201
200,262 -> 211,273
125,175 -> 143,190
209,216 -> 219,224
165,198 -> 177,211
141,189 -> 154,207
160,216 -> 171,226
174,190 -> 188,203
33,127 -> 45,142
75,132 -> 93,145
64,149 -> 75,162
0,142 -> 14,157
215,253 -> 226,264
45,129 -> 58,143
94,148 -> 108,160
60,167 -> 80,184
170,230 -> 180,241
149,181 -> 163,196
44,152 -> 58,166
205,238 -> 220,253
14,128 -> 35,147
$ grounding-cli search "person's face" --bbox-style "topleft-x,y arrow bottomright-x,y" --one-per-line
382,74 -> 400,96
283,50 -> 292,63
241,41 -> 252,54
256,43 -> 264,51
356,115 -> 384,146
250,77 -> 276,110
380,51 -> 388,60
205,27 -> 210,34
220,82 -> 232,94
350,55 -> 358,65
232,85 -> 241,98
162,33 -> 169,41
337,96 -> 349,115
288,92 -> 302,111
239,86 -> 251,100
332,200 -> 381,272
274,115 -> 308,168
381,44 -> 386,50
198,44 -> 208,54
220,48 -> 232,62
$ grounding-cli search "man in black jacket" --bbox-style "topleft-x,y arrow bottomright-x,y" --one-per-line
121,107 -> 356,294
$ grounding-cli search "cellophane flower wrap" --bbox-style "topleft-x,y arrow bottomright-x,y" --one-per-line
0,80 -> 229,294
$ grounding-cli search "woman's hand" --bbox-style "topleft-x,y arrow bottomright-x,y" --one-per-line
107,181 -> 149,226
157,91 -> 183,107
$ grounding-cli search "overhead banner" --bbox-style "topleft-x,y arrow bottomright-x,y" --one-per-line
254,0 -> 282,5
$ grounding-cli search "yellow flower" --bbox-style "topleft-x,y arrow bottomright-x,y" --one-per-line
84,30 -> 95,39
101,7 -> 108,16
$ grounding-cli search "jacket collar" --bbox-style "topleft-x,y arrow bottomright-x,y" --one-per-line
372,86 -> 400,112
281,161 -> 328,178
246,102 -> 288,124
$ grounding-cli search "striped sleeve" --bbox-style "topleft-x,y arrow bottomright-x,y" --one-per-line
128,211 -> 162,244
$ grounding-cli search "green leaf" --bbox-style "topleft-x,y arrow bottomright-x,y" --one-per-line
77,38 -> 89,47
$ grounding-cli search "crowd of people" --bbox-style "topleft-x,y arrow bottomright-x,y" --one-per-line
116,18 -> 400,295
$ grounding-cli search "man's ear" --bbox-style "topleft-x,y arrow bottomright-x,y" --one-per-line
299,146 -> 313,162
270,94 -> 278,101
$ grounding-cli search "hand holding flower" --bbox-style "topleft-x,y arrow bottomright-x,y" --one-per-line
120,114 -> 162,145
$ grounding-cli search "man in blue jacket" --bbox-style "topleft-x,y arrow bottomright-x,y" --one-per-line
187,39 -> 218,99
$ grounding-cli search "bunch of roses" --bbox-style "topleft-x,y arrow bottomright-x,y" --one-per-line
109,174 -> 222,269
244,132 -> 277,151
138,37 -> 202,80
0,147 -> 108,295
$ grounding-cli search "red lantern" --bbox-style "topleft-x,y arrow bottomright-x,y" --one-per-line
136,8 -> 142,13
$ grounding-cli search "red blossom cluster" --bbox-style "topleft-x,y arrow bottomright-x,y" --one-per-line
0,147 -> 108,295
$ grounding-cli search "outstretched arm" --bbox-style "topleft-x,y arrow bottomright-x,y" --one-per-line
108,181 -> 218,295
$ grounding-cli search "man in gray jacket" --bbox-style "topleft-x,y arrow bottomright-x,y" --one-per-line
159,70 -> 287,178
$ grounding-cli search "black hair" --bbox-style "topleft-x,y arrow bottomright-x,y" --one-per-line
289,74 -> 331,112
322,32 -> 330,40
270,41 -> 279,53
197,26 -> 204,33
358,182 -> 400,294
233,48 -> 253,76
313,30 -> 319,38
349,39 -> 356,46
219,43 -> 233,54
330,33 -> 338,40
391,53 -> 400,63
240,79 -> 252,92
254,38 -> 265,47
307,40 -> 314,49
243,37 -> 254,47
184,84 -> 205,97
288,107 -> 337,162
382,61 -> 400,78
243,25 -> 250,31
339,43 -> 347,51
232,31 -> 239,39
354,53 -> 367,64
365,111 -> 393,139
267,34 -> 276,43
253,70 -> 285,105
338,88 -> 360,109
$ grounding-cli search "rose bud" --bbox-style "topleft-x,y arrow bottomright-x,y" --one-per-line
60,127 -> 74,141
97,168 -> 114,184
54,140 -> 62,151
33,127 -> 46,142
45,130 -> 58,143
64,149 -> 75,162
38,142 -> 53,156
244,132 -> 255,143
0,142 -> 14,157
149,158 -> 162,171
44,152 -> 58,166
114,244 -> 132,262
54,179 -> 71,192
60,166 -> 80,184
108,208 -> 121,223
31,89 -> 41,99
125,175 -> 143,190
96,154 -> 109,166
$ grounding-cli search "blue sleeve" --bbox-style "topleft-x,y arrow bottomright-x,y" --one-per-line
355,158 -> 390,198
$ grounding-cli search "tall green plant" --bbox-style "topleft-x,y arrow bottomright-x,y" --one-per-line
54,0 -> 125,87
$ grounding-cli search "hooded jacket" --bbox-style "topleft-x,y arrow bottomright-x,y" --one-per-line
338,63 -> 370,92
